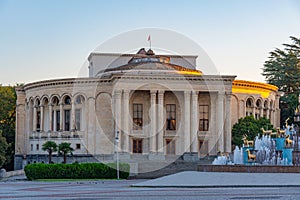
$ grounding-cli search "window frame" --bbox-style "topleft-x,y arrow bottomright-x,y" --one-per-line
199,105 -> 209,131
166,104 -> 176,131
132,139 -> 143,153
133,104 -> 143,130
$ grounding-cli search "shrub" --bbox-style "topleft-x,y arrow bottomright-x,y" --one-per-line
24,162 -> 130,180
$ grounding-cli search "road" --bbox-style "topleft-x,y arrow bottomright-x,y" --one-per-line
1,178 -> 300,200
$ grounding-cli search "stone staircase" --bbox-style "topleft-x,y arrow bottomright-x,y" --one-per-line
130,157 -> 214,179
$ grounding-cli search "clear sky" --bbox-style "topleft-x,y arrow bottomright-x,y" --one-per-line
0,0 -> 300,85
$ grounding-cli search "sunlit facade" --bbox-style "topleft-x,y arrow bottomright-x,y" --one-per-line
14,48 -> 280,169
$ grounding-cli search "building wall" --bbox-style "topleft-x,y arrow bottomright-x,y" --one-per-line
14,75 -> 280,169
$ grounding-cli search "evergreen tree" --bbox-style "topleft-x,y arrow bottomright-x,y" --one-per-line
0,85 -> 16,170
232,116 -> 274,147
262,36 -> 300,126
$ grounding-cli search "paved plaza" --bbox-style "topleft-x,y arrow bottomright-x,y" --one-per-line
1,172 -> 300,199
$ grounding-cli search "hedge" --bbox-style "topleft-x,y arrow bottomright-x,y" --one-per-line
24,162 -> 130,180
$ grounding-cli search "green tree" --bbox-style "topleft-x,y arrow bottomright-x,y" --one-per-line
42,141 -> 58,164
262,36 -> 300,126
0,130 -> 8,168
232,116 -> 274,147
58,142 -> 74,164
0,85 -> 16,170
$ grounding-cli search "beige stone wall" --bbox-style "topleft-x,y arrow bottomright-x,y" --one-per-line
15,74 -> 252,161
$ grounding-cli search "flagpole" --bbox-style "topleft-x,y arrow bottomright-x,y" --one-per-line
148,35 -> 151,49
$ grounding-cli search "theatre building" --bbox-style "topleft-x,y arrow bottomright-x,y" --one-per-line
14,48 -> 280,169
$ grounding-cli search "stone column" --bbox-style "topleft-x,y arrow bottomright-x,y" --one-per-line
217,92 -> 224,153
184,91 -> 191,152
157,90 -> 164,153
150,90 -> 157,153
123,90 -> 130,152
191,91 -> 199,153
49,104 -> 53,131
266,108 -> 270,119
114,90 -> 122,151
224,92 -> 232,153
40,105 -> 44,132
59,103 -> 63,131
87,97 -> 96,154
252,106 -> 255,118
260,107 -> 264,118
33,106 -> 37,132
71,101 -> 75,131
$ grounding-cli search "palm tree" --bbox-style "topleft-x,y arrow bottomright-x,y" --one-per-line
58,142 -> 74,164
42,141 -> 58,164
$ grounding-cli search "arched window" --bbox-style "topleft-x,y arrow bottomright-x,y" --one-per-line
63,95 -> 71,131
255,99 -> 262,119
246,98 -> 253,116
51,96 -> 60,131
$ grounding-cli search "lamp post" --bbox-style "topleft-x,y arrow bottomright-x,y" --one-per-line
115,130 -> 120,180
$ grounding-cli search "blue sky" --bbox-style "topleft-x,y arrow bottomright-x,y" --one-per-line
0,0 -> 300,85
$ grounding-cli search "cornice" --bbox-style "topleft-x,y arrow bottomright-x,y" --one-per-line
21,74 -> 236,91
233,80 -> 278,92
88,52 -> 198,61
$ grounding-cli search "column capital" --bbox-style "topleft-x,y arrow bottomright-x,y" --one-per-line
191,91 -> 199,95
150,90 -> 157,95
158,90 -> 165,95
123,89 -> 130,94
191,91 -> 199,99
184,91 -> 191,96
113,90 -> 122,99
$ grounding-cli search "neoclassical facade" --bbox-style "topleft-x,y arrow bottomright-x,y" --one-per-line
14,48 -> 280,169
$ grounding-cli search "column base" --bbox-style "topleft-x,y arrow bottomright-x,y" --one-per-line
182,152 -> 199,161
148,152 -> 165,160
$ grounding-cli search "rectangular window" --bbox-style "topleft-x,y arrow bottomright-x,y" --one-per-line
166,104 -> 176,130
75,109 -> 81,131
76,143 -> 81,150
64,110 -> 70,131
36,144 -> 39,151
31,144 -> 33,151
56,110 -> 60,131
199,140 -> 208,155
132,139 -> 143,153
199,105 -> 209,131
36,111 -> 41,132
166,139 -> 176,155
133,104 -> 143,130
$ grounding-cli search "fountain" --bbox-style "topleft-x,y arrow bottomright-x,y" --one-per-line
212,125 -> 295,166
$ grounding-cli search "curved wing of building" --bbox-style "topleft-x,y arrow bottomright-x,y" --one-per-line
14,48 -> 279,170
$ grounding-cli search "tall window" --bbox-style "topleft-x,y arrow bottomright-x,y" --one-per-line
132,139 -> 143,153
166,104 -> 176,130
199,105 -> 209,131
64,110 -> 70,131
133,104 -> 143,130
56,110 -> 60,131
75,109 -> 81,131
36,111 -> 41,132
166,139 -> 176,155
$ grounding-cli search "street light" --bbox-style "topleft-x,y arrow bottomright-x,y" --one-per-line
115,130 -> 120,179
